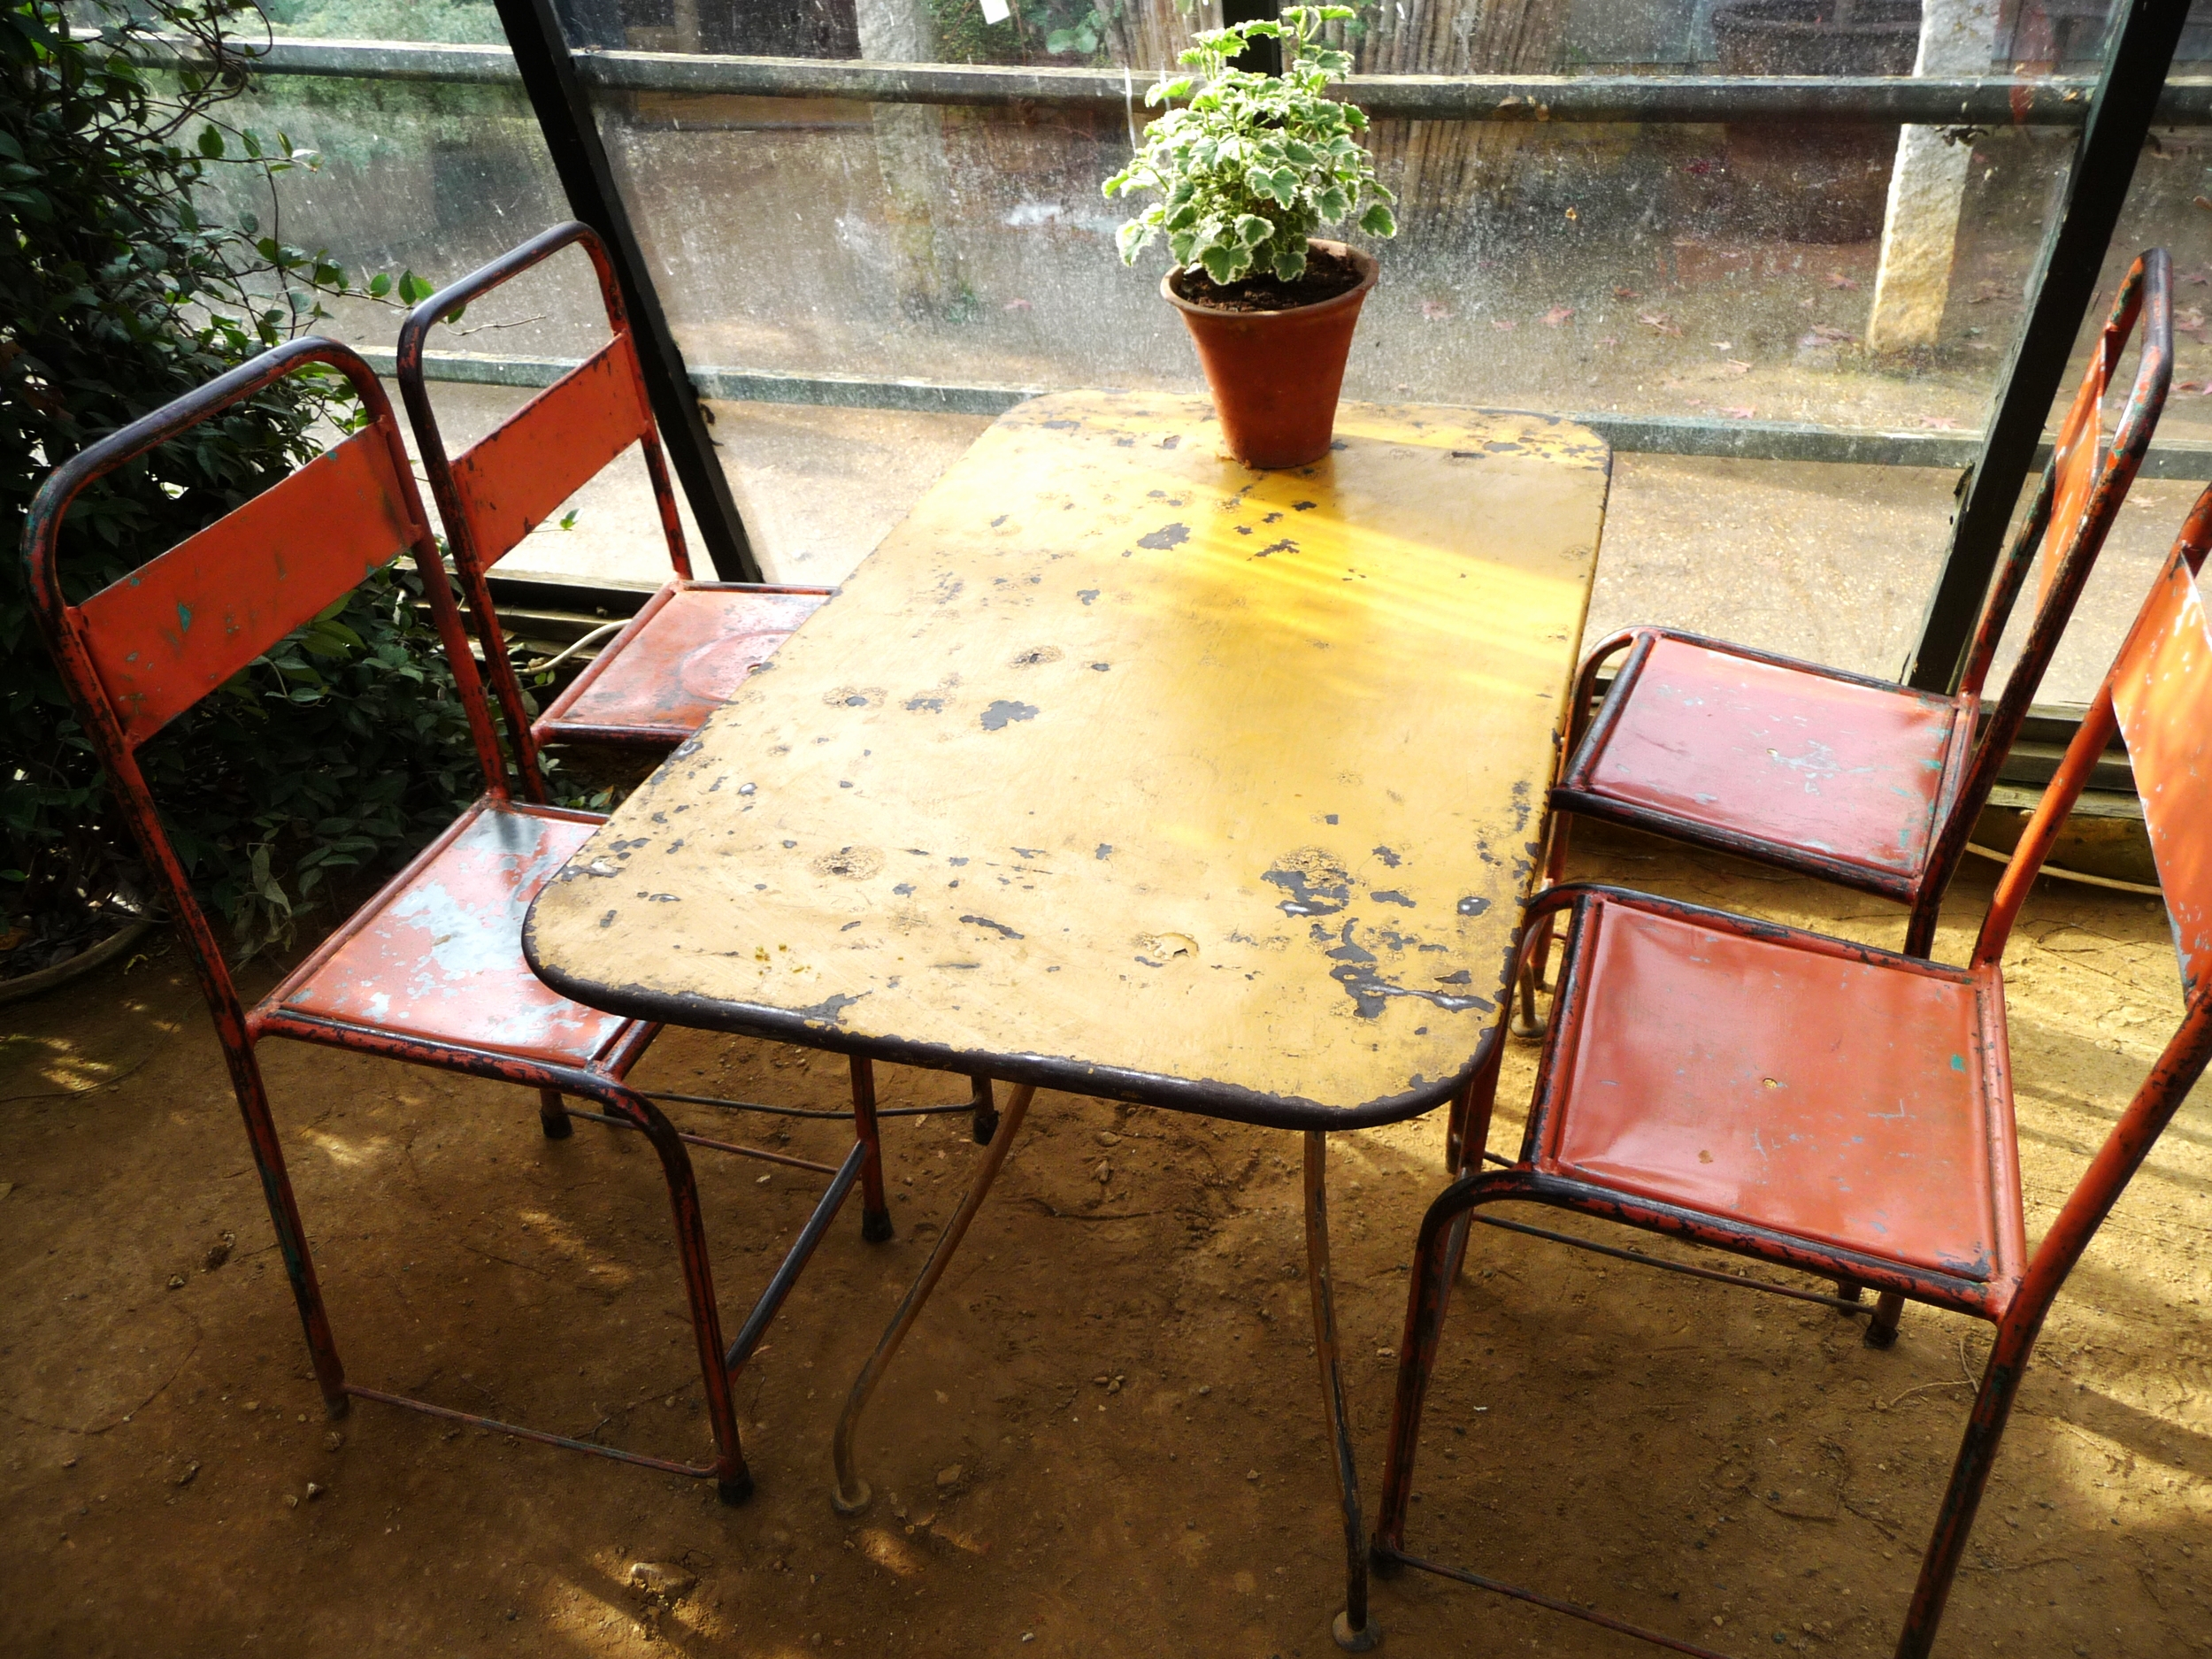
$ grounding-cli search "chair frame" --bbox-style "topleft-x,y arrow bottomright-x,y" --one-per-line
396,219 -> 833,764
1369,484 -> 2212,1659
1548,250 -> 2172,965
399,227 -> 1007,1153
19,337 -> 891,1503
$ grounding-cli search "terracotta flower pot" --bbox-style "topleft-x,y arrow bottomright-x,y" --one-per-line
1164,240 -> 1379,470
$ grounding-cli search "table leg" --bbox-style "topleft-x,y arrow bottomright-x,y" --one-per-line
968,1073 -> 1000,1146
832,1082 -> 1035,1513
852,1056 -> 894,1243
1305,1130 -> 1380,1652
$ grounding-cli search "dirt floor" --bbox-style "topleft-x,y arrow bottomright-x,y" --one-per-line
4,820 -> 2209,1658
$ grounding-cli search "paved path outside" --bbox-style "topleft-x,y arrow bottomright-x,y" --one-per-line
389,381 -> 2201,706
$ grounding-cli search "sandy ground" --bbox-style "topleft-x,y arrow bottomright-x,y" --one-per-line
4,820 -> 2208,1658
22,53 -> 2209,1659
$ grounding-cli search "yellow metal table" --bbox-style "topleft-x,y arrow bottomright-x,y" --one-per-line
526,389 -> 1609,1647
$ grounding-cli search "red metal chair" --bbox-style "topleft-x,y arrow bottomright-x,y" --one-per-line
396,219 -> 832,768
1367,481 -> 2212,1659
398,223 -> 1008,1153
19,337 -> 895,1503
1541,250 -> 2172,974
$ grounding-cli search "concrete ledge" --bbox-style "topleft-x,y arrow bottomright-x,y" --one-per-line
360,348 -> 2212,480
118,35 -> 2212,125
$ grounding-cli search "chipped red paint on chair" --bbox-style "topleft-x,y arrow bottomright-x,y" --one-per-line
1368,483 -> 2212,1659
395,221 -> 832,763
19,338 -> 888,1504
1547,250 -> 2174,966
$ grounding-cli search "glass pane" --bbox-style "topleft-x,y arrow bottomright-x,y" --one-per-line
205,71 -> 1006,583
211,4 -> 2212,691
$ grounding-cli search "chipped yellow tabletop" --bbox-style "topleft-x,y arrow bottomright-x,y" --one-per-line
526,392 -> 1609,1125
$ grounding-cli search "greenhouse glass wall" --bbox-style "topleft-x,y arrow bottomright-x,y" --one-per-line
190,0 -> 2212,703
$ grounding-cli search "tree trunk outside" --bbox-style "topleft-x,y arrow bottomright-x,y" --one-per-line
857,0 -> 964,317
1866,0 -> 2001,351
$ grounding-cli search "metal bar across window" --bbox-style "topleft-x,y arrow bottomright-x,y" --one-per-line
127,35 -> 2212,125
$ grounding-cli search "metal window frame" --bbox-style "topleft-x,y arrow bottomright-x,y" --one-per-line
1901,0 -> 2193,694
354,343 -> 2212,480
483,0 -> 763,581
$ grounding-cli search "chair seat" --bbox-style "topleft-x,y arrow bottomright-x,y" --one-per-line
1533,895 -> 2024,1294
536,582 -> 830,746
256,800 -> 634,1068
1559,634 -> 1970,893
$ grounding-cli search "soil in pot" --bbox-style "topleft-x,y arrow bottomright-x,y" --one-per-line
1166,243 -> 1366,313
1164,240 -> 1378,471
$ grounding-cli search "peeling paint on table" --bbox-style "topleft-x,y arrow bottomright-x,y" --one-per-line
526,392 -> 1610,1125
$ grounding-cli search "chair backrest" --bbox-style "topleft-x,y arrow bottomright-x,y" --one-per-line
1971,479 -> 2212,1335
396,222 -> 688,799
20,337 -> 511,1034
1921,250 -> 2173,909
2108,512 -> 2212,1000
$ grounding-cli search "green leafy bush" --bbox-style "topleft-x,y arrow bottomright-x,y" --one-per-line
2,0 -> 497,965
1102,4 -> 1395,287
923,0 -> 1126,66
259,0 -> 504,48
1042,4 -> 1112,57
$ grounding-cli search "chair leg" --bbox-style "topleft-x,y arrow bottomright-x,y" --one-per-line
1865,1290 -> 1906,1349
233,1064 -> 349,1417
1511,819 -> 1575,1040
968,1073 -> 999,1146
1303,1132 -> 1379,1652
1902,888 -> 1941,962
850,1055 -> 894,1243
1442,1074 -> 1472,1174
1446,1039 -> 1505,1292
606,1085 -> 750,1503
1892,1323 -> 2034,1659
1514,955 -> 1545,1039
1373,1174 -> 1485,1564
537,1087 -> 572,1140
1452,1039 -> 1504,1179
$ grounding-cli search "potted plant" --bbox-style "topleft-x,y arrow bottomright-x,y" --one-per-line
1104,4 -> 1397,469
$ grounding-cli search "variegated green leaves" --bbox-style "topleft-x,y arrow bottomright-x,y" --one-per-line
1103,5 -> 1396,288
